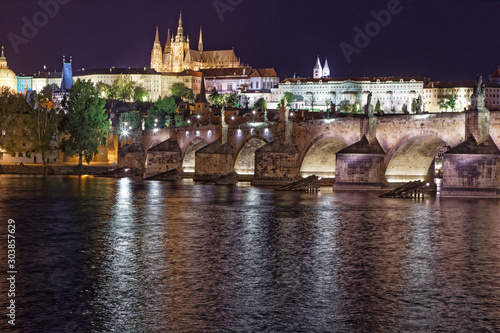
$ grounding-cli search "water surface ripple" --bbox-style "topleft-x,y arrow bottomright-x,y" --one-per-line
0,175 -> 499,332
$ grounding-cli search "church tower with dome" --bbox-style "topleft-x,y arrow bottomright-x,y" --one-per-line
0,47 -> 18,93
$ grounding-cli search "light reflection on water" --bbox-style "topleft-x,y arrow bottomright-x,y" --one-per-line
0,175 -> 499,332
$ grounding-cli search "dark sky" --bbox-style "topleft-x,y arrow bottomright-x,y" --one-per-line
1,0 -> 499,81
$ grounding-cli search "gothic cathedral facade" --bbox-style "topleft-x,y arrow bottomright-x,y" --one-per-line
150,12 -> 243,73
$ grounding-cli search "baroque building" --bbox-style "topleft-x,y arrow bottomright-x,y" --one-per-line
0,46 -> 18,93
274,76 -> 425,112
150,12 -> 242,73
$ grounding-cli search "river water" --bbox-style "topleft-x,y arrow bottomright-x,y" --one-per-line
0,175 -> 499,332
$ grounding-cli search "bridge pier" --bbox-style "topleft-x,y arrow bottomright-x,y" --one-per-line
193,140 -> 235,181
333,135 -> 386,190
252,138 -> 301,187
441,135 -> 500,197
441,78 -> 500,197
143,139 -> 182,179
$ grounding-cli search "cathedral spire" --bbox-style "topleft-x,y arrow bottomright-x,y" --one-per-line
165,28 -> 171,53
323,57 -> 330,78
176,11 -> 184,41
151,27 -> 163,71
313,55 -> 322,79
155,26 -> 160,42
198,27 -> 204,54
1,46 -> 4,58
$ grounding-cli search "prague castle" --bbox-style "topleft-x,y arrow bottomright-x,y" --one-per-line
151,12 -> 242,73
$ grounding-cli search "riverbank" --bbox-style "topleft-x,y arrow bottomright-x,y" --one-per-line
0,164 -> 112,175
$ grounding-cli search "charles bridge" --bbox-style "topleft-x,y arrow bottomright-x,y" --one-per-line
119,89 -> 500,198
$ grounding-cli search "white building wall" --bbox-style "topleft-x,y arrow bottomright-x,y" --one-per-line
276,79 -> 425,112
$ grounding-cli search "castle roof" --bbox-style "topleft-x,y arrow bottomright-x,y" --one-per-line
425,81 -> 500,89
283,76 -> 424,84
75,68 -> 158,76
184,49 -> 239,64
202,67 -> 252,78
250,68 -> 278,78
492,67 -> 500,79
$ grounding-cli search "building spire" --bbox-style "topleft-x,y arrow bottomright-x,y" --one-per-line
165,28 -> 171,52
0,46 -> 7,69
198,26 -> 204,54
155,26 -> 160,42
176,11 -> 184,41
313,55 -> 322,79
323,57 -> 330,78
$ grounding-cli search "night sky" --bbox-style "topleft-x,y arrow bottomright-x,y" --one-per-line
1,0 -> 499,81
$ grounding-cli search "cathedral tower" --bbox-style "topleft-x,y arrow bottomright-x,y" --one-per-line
150,12 -> 243,73
322,57 -> 330,78
313,56 -> 322,79
150,27 -> 163,72
170,11 -> 189,72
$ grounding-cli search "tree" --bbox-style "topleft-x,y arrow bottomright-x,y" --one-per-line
40,84 -> 60,100
307,92 -> 316,111
254,98 -> 267,111
0,88 -> 27,154
375,99 -> 382,113
352,102 -> 361,114
119,111 -> 143,131
208,87 -> 224,106
280,92 -> 294,106
439,92 -> 458,112
227,92 -> 241,107
411,98 -> 418,113
338,100 -> 351,113
402,103 -> 408,113
133,86 -> 148,102
145,96 -> 177,129
170,83 -> 195,102
60,79 -> 109,167
114,75 -> 135,101
23,92 -> 61,164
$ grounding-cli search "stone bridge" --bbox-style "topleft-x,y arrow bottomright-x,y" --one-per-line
130,109 -> 500,197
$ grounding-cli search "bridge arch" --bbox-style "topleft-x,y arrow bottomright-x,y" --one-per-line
299,135 -> 348,178
234,136 -> 268,175
182,138 -> 209,172
385,131 -> 449,183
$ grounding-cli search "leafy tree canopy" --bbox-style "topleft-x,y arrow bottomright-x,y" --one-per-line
145,96 -> 177,129
60,79 -> 109,166
170,83 -> 195,103
23,92 -> 61,164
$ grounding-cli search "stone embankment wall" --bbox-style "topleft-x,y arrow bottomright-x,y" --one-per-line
0,165 -> 110,175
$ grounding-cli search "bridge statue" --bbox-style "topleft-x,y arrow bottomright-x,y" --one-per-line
221,107 -> 228,144
416,95 -> 423,114
365,92 -> 374,117
471,75 -> 486,110
279,98 -> 289,122
221,107 -> 226,126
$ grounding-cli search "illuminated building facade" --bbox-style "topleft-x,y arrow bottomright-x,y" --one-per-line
0,47 -> 18,93
151,12 -> 242,73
